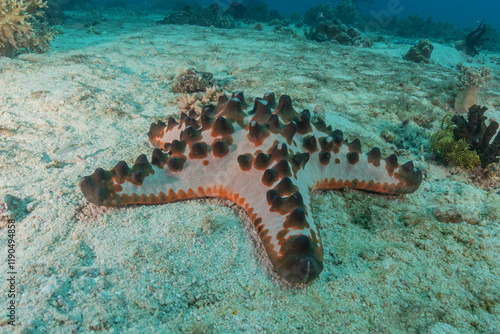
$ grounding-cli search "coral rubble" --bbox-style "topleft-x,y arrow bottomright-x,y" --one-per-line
171,68 -> 215,94
177,85 -> 224,112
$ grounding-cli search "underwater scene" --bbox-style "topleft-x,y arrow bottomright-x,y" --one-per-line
0,0 -> 499,332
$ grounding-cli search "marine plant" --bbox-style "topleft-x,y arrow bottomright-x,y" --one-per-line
0,0 -> 54,57
177,85 -> 224,112
430,125 -> 481,168
431,106 -> 500,168
403,39 -> 434,63
464,20 -> 488,56
454,65 -> 491,114
170,68 -> 215,94
332,0 -> 361,26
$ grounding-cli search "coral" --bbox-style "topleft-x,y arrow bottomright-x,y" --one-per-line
227,1 -> 246,20
332,0 -> 361,26
241,0 -> 276,22
454,39 -> 467,52
395,14 -> 432,37
465,20 -> 488,56
305,19 -> 368,46
483,162 -> 500,181
177,85 -> 224,112
156,3 -> 237,29
403,39 -> 434,63
430,126 -> 481,168
170,68 -> 214,94
0,0 -> 54,57
454,65 -> 492,114
452,105 -> 500,167
431,105 -> 500,168
303,3 -> 336,26
457,65 -> 492,89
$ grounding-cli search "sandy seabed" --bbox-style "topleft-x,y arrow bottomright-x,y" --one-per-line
1,10 -> 499,333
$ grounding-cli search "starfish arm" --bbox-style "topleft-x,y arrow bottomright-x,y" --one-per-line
310,143 -> 422,194
80,125 -> 324,283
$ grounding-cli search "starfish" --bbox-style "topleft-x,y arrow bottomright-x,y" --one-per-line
80,92 -> 422,283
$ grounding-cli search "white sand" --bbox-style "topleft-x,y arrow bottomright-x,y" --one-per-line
1,10 -> 499,333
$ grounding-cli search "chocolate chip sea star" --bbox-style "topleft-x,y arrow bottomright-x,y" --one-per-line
80,92 -> 422,283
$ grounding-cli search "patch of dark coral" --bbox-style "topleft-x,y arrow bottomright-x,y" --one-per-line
452,105 -> 500,167
170,68 -> 214,93
156,3 -> 237,29
305,19 -> 370,46
403,39 -> 434,63
465,20 -> 489,56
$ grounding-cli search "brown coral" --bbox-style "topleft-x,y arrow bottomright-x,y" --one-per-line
170,68 -> 215,94
0,0 -> 54,57
403,39 -> 434,63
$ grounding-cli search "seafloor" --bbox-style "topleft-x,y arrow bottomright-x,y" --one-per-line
1,10 -> 499,333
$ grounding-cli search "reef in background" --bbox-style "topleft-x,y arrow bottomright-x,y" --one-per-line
0,0 -> 55,57
305,19 -> 372,47
156,2 -> 237,29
